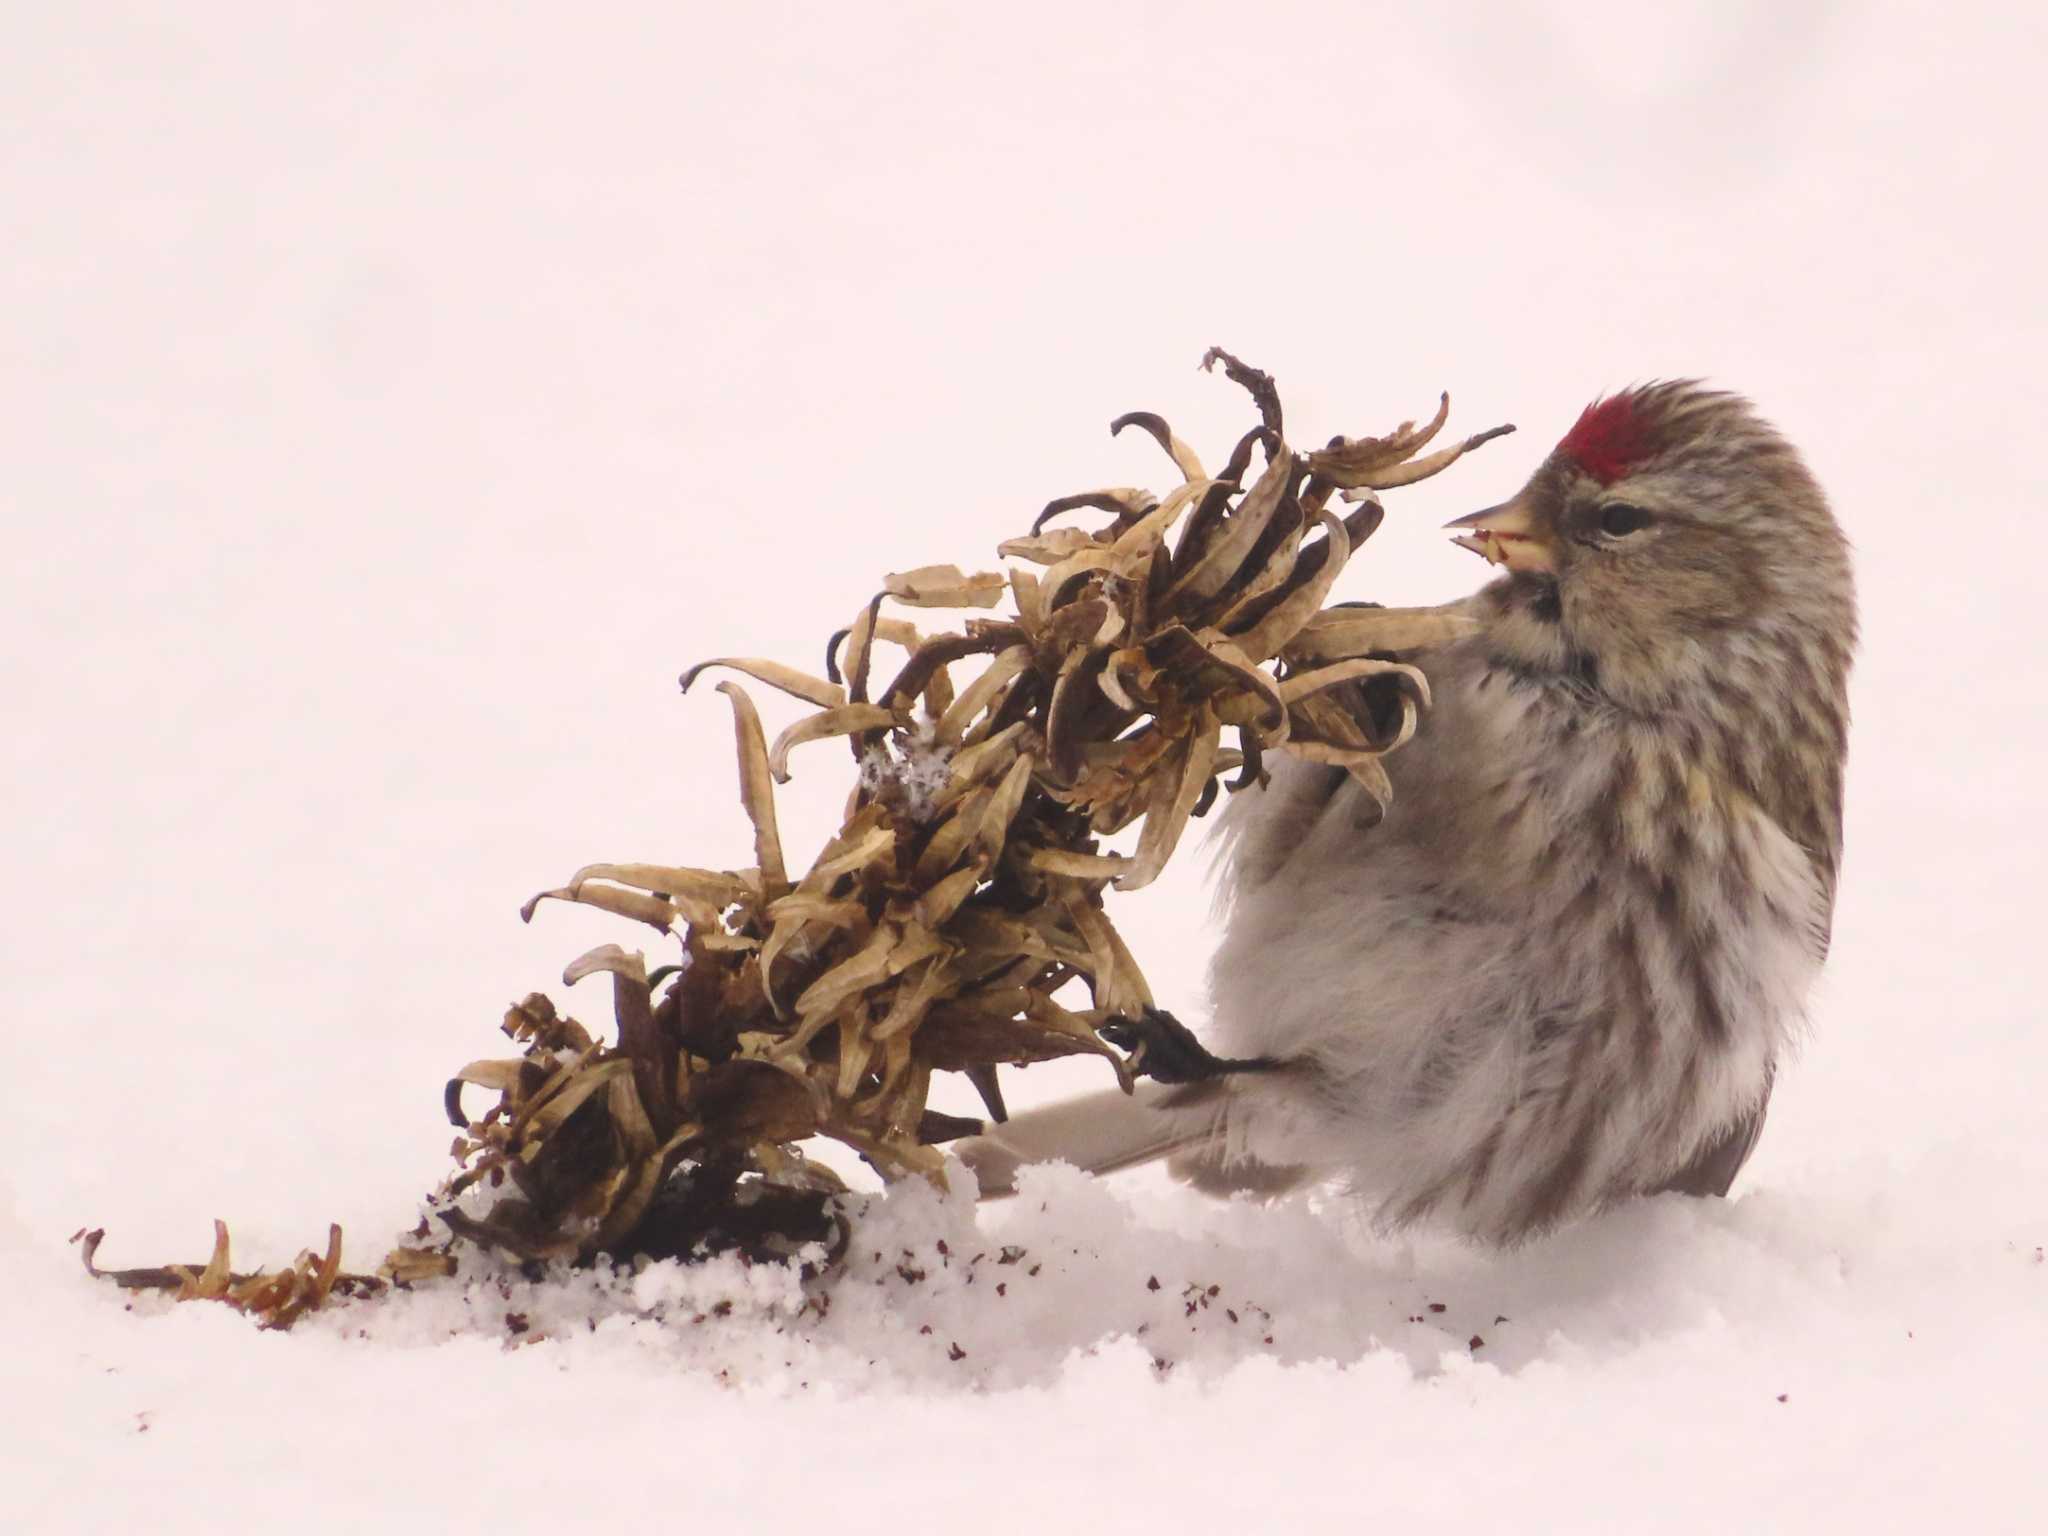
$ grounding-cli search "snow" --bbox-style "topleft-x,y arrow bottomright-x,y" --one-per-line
4,3 -> 2045,1531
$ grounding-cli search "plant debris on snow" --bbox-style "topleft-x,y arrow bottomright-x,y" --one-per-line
85,351 -> 1511,1328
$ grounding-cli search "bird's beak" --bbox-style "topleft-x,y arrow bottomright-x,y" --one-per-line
1445,495 -> 1557,573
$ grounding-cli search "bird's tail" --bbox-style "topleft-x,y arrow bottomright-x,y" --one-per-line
953,1080 -> 1310,1200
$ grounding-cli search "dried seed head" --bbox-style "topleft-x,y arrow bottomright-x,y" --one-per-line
96,356 -> 1512,1319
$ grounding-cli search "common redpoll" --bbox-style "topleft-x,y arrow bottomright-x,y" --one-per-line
963,383 -> 1856,1243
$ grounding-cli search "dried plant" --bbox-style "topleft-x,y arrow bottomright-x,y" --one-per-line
86,352 -> 1510,1321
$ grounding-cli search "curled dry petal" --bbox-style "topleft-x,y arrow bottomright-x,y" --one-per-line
1277,656 -> 1432,711
973,753 -> 1037,862
1339,423 -> 1519,492
1043,595 -> 1114,656
174,1221 -> 234,1302
1031,488 -> 1156,534
1038,547 -> 1125,613
448,1058 -> 532,1096
561,943 -> 648,988
878,628 -> 1026,715
1201,346 -> 1283,437
1045,649 -> 1112,783
521,882 -> 678,933
1022,846 -> 1133,881
1061,884 -> 1153,1015
1283,604 -> 1482,662
1301,392 -> 1449,485
1008,566 -> 1045,636
998,528 -> 1104,566
1280,734 -> 1396,806
1106,477 -> 1218,568
759,895 -> 869,1016
944,719 -> 1032,791
934,644 -> 1034,746
1117,708 -> 1220,892
1140,625 -> 1286,736
796,811 -> 897,891
883,564 -> 1008,608
1168,449 -> 1296,604
826,617 -> 927,685
679,658 -> 846,709
1304,392 -> 1513,490
518,1058 -> 631,1136
915,862 -> 984,928
717,682 -> 789,894
606,1071 -> 659,1158
792,924 -> 949,1028
838,595 -> 887,703
1211,497 -> 1307,629
566,862 -> 753,910
1229,510 -> 1354,661
768,703 -> 903,783
1110,410 -> 1207,483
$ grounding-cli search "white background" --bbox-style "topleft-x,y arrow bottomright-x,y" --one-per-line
4,4 -> 2043,1531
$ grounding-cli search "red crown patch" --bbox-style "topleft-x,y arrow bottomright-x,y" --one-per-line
1558,394 -> 1652,484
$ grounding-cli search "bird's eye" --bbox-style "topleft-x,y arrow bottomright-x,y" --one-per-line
1598,503 -> 1652,537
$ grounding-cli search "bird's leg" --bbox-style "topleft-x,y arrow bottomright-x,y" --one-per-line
1098,1007 -> 1284,1085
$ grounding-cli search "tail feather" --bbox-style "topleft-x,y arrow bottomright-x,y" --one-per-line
953,1081 -> 1311,1201
953,1082 -> 1208,1197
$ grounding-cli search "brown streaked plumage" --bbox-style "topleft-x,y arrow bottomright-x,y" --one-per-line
961,383 -> 1856,1244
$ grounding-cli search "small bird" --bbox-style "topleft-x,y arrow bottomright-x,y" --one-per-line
960,383 -> 1857,1243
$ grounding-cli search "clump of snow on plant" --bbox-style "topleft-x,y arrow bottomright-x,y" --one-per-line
858,722 -> 954,823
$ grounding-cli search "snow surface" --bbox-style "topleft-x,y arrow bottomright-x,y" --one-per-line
4,3 -> 2044,1531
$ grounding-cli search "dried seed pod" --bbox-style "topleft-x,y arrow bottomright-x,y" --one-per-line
96,354 -> 1515,1321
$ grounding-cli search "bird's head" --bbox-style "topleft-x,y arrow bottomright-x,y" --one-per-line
1448,382 -> 1855,714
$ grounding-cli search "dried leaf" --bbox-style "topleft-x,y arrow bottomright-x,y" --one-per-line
1280,734 -> 1396,805
679,658 -> 846,709
717,682 -> 789,894
1021,846 -> 1133,881
916,862 -> 985,929
871,955 -> 957,1042
1105,477 -> 1218,567
1355,424 -> 1518,490
997,528 -> 1104,565
877,628 -> 1026,714
1229,510 -> 1354,661
565,862 -> 754,910
934,644 -> 1034,747
521,882 -> 678,933
1201,347 -> 1283,436
1277,656 -> 1431,710
1283,603 -> 1482,662
883,565 -> 1007,608
842,594 -> 886,703
1118,709 -> 1220,892
798,820 -> 898,890
1109,410 -> 1206,482
944,719 -> 1032,790
520,1058 -> 633,1135
768,703 -> 902,782
1308,401 -> 1516,490
1031,488 -> 1155,534
561,943 -> 648,988
1168,447 -> 1295,604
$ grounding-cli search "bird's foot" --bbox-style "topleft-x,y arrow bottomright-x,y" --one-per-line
1098,1007 -> 1282,1085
